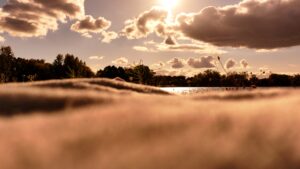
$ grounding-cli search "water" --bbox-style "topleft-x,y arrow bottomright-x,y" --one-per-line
160,87 -> 250,95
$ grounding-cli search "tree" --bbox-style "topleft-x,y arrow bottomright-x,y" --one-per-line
150,76 -> 187,87
132,65 -> 154,84
249,74 -> 259,86
269,74 -> 292,86
190,70 -> 221,87
222,72 -> 250,87
62,54 -> 94,78
292,75 -> 300,86
13,58 -> 52,82
97,66 -> 128,80
0,46 -> 15,82
52,54 -> 64,79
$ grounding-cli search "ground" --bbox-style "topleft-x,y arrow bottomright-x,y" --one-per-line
0,79 -> 300,169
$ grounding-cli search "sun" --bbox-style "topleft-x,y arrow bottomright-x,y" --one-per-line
159,0 -> 178,10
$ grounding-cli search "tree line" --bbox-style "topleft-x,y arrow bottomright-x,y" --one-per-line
1,46 -> 299,87
0,46 -> 94,82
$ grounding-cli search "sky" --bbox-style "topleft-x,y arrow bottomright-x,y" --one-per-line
0,0 -> 299,76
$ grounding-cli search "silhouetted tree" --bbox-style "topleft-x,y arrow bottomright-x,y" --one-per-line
132,65 -> 154,84
1,46 -> 95,82
269,74 -> 292,86
257,78 -> 270,87
97,66 -> 129,80
222,72 -> 250,87
150,76 -> 187,87
0,46 -> 15,82
249,74 -> 259,86
292,75 -> 300,86
52,54 -> 64,79
190,70 -> 222,87
1,45 -> 299,87
97,65 -> 154,84
62,54 -> 94,78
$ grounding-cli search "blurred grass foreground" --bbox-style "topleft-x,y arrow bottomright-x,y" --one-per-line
0,78 -> 300,169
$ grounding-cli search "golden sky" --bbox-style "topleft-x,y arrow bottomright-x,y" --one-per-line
0,0 -> 299,76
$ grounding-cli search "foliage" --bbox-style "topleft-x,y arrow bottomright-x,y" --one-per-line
97,65 -> 154,85
0,45 -> 299,87
292,75 -> 300,86
269,74 -> 292,86
0,46 -> 94,83
97,66 -> 129,80
150,76 -> 187,87
188,70 -> 222,87
0,46 -> 15,82
221,72 -> 250,87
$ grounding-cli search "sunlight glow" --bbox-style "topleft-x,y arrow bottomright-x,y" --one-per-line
158,0 -> 179,24
160,0 -> 178,10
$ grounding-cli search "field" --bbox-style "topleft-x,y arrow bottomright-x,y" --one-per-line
0,78 -> 300,169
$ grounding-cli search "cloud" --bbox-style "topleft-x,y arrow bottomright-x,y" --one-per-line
159,43 -> 206,53
259,67 -> 271,73
0,0 -> 85,37
134,40 -> 227,55
151,62 -> 166,69
89,56 -> 104,60
167,58 -> 185,69
121,7 -> 230,54
259,67 -> 272,78
112,57 -> 129,66
31,0 -> 84,16
164,36 -> 177,45
70,15 -> 118,42
225,59 -> 237,69
176,0 -> 300,49
288,64 -> 297,68
240,59 -> 249,68
133,46 -> 157,53
150,61 -> 167,75
153,68 -> 199,77
0,35 -> 4,42
255,49 -> 278,53
71,15 -> 111,38
187,56 -> 216,69
223,58 -> 249,70
121,7 -> 169,39
101,31 -> 118,43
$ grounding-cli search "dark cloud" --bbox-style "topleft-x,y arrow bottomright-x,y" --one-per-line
177,0 -> 300,49
32,0 -> 83,16
71,15 -> 111,37
187,56 -> 215,69
0,0 -> 85,37
2,0 -> 58,18
167,58 -> 185,69
164,36 -> 176,45
1,17 -> 37,33
71,15 -> 118,42
72,16 -> 110,31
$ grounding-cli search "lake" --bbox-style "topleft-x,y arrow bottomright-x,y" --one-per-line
160,87 -> 253,95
